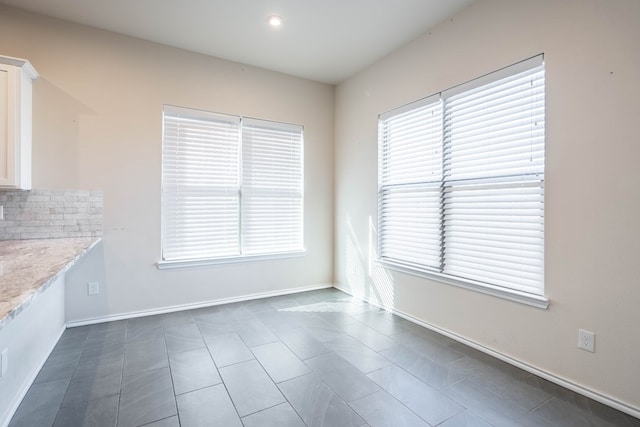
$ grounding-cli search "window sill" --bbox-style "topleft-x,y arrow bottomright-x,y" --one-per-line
378,259 -> 549,310
157,250 -> 306,270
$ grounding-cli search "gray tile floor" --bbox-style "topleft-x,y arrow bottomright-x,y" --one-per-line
8,288 -> 640,427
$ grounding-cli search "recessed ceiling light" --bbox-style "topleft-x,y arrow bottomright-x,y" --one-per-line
267,15 -> 283,27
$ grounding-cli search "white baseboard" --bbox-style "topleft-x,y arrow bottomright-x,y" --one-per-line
333,283 -> 640,420
66,283 -> 333,328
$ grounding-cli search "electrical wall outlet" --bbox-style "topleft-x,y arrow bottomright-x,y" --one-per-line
1,348 -> 8,377
87,281 -> 100,296
578,329 -> 595,352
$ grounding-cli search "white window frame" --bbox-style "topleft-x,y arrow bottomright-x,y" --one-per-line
158,105 -> 304,269
377,55 -> 548,308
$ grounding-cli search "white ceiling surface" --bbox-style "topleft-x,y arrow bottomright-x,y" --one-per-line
1,0 -> 475,84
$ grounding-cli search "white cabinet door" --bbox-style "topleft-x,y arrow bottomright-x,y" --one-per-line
0,58 -> 37,190
0,65 -> 14,187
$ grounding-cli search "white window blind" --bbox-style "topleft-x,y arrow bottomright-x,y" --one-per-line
378,55 -> 545,301
378,95 -> 443,270
241,118 -> 304,255
162,106 -> 241,261
161,105 -> 303,264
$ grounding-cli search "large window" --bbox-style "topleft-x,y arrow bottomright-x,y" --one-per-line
160,105 -> 303,266
378,55 -> 546,307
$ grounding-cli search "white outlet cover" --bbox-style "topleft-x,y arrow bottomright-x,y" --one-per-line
578,329 -> 595,352
87,281 -> 100,296
1,349 -> 7,377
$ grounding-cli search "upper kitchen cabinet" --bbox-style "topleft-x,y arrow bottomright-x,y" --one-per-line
0,55 -> 38,190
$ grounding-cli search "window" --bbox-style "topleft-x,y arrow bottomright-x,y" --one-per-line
160,105 -> 303,266
378,55 -> 546,307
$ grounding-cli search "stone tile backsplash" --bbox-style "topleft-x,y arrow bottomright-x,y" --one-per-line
0,189 -> 103,240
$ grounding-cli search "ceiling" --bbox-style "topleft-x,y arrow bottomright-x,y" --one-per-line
1,0 -> 475,84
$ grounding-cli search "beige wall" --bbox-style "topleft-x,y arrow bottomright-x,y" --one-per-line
335,0 -> 640,413
0,6 -> 335,320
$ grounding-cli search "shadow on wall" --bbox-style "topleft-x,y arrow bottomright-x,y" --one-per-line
345,213 -> 395,310
32,78 -> 95,189
64,240 -> 109,324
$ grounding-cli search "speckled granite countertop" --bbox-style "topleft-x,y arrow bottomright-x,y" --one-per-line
0,237 -> 101,330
